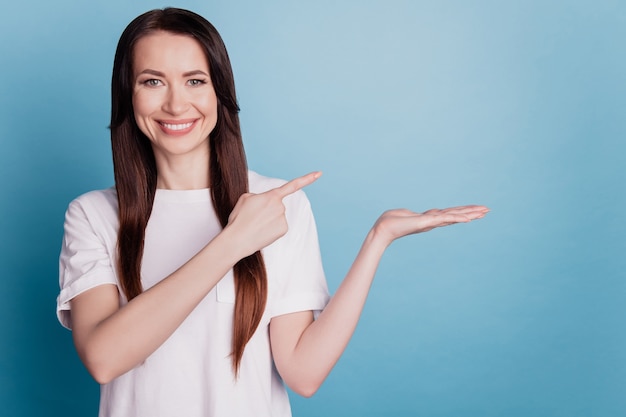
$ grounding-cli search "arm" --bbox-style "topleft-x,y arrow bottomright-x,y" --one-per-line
71,228 -> 241,384
270,205 -> 489,397
70,172 -> 321,384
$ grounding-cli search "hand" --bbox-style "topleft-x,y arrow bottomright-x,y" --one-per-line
226,171 -> 322,258
372,205 -> 490,248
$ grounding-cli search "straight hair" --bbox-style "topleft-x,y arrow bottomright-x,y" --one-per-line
109,7 -> 267,375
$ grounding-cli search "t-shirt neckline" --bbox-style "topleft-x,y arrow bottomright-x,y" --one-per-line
155,188 -> 211,203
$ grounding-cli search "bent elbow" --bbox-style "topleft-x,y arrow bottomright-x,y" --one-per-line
78,343 -> 119,385
298,388 -> 319,399
81,355 -> 117,385
89,366 -> 116,385
290,380 -> 322,398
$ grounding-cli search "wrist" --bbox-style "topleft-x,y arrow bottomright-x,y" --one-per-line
211,225 -> 248,265
364,226 -> 392,254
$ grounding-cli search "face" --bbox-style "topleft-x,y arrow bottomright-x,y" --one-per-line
132,31 -> 218,164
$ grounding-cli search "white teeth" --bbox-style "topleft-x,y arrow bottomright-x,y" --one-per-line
162,122 -> 193,131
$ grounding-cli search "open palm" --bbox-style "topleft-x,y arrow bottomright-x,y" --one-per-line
373,205 -> 490,246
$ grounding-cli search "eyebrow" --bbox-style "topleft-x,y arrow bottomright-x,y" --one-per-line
137,69 -> 210,77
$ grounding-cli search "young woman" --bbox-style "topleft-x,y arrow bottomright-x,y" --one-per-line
57,8 -> 488,417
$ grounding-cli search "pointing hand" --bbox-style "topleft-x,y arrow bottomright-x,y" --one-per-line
226,172 -> 322,257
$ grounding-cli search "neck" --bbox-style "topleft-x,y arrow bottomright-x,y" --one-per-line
154,152 -> 210,190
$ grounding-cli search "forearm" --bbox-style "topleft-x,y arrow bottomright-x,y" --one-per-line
284,229 -> 388,393
274,205 -> 489,395
74,229 -> 242,384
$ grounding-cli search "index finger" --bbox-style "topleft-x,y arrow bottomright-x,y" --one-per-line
274,171 -> 322,198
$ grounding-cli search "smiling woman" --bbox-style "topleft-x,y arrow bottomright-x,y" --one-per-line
56,7 -> 487,417
132,32 -> 218,185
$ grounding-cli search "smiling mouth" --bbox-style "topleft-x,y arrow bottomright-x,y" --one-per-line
160,121 -> 194,131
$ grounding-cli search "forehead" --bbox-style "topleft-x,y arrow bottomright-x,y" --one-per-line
132,31 -> 209,73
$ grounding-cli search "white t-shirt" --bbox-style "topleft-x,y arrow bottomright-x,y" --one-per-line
57,171 -> 330,417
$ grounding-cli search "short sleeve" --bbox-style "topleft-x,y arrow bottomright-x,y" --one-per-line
266,191 -> 330,318
57,194 -> 119,329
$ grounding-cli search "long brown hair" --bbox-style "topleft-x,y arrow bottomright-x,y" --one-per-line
110,8 -> 267,374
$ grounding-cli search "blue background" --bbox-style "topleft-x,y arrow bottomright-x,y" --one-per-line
1,1 -> 624,416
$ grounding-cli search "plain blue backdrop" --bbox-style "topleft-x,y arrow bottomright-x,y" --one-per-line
1,1 -> 624,416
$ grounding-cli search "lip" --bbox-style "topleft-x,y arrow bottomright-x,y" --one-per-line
157,118 -> 198,136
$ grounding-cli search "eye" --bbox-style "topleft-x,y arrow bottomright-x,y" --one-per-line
142,79 -> 162,87
188,79 -> 207,87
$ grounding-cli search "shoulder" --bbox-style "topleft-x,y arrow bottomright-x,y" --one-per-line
69,187 -> 117,206
247,170 -> 287,193
65,187 -> 118,226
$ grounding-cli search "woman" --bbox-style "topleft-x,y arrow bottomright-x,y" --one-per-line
57,8 -> 488,417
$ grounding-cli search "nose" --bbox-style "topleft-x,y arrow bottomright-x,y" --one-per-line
162,85 -> 189,115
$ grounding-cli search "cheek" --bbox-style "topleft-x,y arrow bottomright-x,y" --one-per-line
201,92 -> 219,121
191,94 -> 218,131
132,92 -> 160,133
132,91 -> 155,120
197,91 -> 217,109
